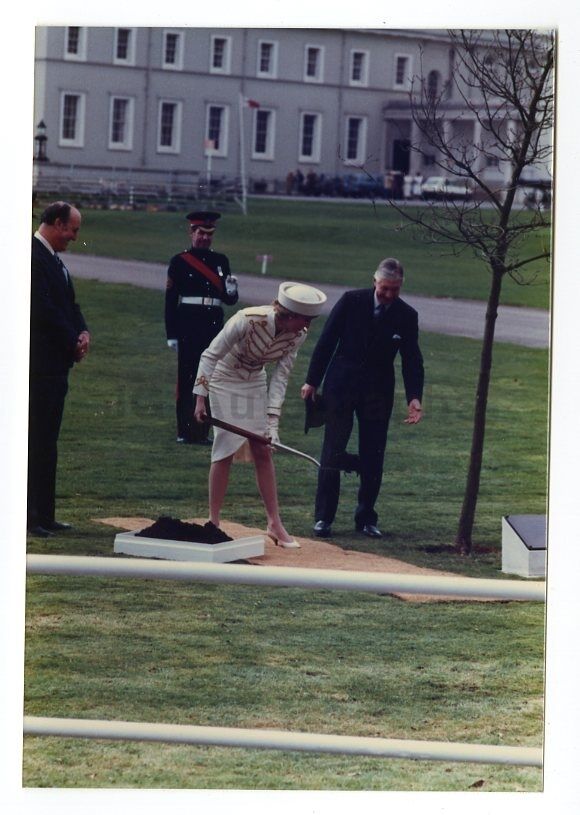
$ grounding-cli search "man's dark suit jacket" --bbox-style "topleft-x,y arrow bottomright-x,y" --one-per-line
305,288 -> 424,404
30,237 -> 88,376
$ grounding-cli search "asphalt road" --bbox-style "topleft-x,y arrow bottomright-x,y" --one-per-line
65,253 -> 549,349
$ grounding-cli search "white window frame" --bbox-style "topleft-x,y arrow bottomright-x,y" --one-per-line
108,96 -> 135,151
349,49 -> 369,86
304,44 -> 324,83
299,111 -> 322,163
393,53 -> 413,90
58,91 -> 86,148
251,108 -> 276,160
156,99 -> 183,154
344,115 -> 368,165
64,27 -> 87,61
256,39 -> 278,79
210,34 -> 232,74
205,104 -> 230,158
162,29 -> 184,71
113,27 -> 136,66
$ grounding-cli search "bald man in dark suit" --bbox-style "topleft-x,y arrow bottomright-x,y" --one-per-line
28,201 -> 90,537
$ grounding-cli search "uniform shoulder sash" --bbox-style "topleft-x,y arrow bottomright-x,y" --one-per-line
179,251 -> 224,293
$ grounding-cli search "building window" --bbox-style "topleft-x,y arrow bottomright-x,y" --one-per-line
257,40 -> 278,78
206,104 -> 229,157
304,45 -> 324,82
447,48 -> 455,99
252,108 -> 275,160
109,96 -> 134,150
163,30 -> 183,70
59,92 -> 85,147
350,50 -> 369,86
299,112 -> 321,163
345,116 -> 367,164
394,54 -> 413,89
157,100 -> 182,153
210,35 -> 231,74
64,27 -> 86,61
114,28 -> 135,65
427,70 -> 441,100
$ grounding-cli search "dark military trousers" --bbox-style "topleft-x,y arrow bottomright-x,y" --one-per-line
176,338 -> 211,442
173,306 -> 224,442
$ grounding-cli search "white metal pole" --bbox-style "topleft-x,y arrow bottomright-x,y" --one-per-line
23,716 -> 542,767
238,93 -> 247,215
26,554 -> 546,602
206,150 -> 212,190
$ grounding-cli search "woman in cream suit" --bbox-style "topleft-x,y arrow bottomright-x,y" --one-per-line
193,282 -> 326,548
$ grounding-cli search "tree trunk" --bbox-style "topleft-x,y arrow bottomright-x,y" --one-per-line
455,267 -> 504,554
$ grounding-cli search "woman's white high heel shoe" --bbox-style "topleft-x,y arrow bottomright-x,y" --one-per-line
266,530 -> 301,549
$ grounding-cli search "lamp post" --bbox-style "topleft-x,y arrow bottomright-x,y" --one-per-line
34,120 -> 48,162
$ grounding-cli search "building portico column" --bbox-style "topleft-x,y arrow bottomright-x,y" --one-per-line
472,116 -> 483,173
409,118 -> 421,174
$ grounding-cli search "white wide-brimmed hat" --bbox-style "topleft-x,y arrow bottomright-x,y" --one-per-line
277,281 -> 327,317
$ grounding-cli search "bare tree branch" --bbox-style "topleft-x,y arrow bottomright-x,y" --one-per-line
383,29 -> 554,554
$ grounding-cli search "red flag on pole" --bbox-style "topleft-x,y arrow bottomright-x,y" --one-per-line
245,98 -> 260,109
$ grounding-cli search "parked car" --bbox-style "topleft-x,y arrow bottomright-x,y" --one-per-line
421,176 -> 473,200
342,173 -> 387,199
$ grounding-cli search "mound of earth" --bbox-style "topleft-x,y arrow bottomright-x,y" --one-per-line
136,516 -> 232,544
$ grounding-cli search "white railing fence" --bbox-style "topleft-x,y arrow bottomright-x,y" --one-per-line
23,716 -> 543,768
25,554 -> 545,768
26,554 -> 546,602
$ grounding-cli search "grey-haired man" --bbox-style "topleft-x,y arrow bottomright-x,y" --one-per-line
301,258 -> 424,539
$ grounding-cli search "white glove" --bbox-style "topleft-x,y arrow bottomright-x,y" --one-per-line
167,339 -> 178,350
266,414 -> 280,446
225,275 -> 238,296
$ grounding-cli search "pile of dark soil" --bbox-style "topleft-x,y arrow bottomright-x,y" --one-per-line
136,516 -> 233,544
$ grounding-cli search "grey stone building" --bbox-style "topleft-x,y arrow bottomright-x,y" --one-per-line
32,26 -> 550,201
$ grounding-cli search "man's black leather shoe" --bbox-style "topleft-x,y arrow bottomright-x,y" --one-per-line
358,524 -> 383,539
27,525 -> 54,538
42,521 -> 73,531
313,520 -> 332,538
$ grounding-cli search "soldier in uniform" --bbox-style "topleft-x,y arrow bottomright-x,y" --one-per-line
165,211 -> 239,444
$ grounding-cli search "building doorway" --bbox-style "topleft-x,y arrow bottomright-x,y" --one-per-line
392,139 -> 410,174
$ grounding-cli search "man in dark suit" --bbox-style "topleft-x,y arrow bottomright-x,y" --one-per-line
165,211 -> 239,445
301,258 -> 424,539
28,201 -> 90,537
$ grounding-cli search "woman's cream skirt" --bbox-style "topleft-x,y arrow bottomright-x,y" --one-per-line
208,365 -> 268,463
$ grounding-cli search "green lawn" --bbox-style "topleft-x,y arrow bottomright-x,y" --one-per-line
41,197 -> 551,309
23,279 -> 548,790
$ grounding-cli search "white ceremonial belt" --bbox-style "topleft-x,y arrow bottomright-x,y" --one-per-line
179,296 -> 222,306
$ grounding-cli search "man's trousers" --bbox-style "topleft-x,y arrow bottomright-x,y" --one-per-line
314,388 -> 393,528
28,373 -> 68,527
176,339 -> 210,442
